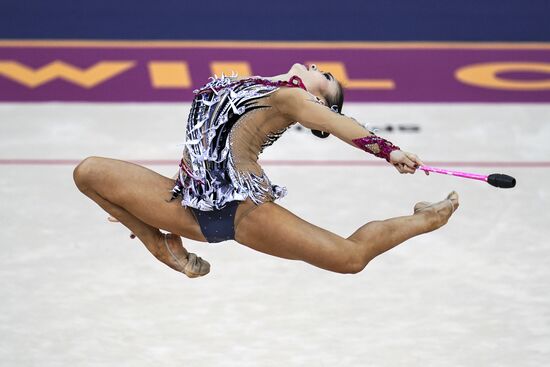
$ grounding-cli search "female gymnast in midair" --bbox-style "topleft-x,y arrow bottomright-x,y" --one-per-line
74,63 -> 459,277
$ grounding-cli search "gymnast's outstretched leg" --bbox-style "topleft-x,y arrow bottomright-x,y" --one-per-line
235,192 -> 459,274
73,156 -> 210,277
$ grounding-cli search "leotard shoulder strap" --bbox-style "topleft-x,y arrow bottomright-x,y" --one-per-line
194,75 -> 307,96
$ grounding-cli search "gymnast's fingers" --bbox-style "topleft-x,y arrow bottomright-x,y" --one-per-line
402,164 -> 416,174
395,163 -> 414,174
405,152 -> 420,166
407,153 -> 429,175
402,156 -> 417,170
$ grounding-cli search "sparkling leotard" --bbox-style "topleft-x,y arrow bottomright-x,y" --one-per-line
171,75 -> 307,211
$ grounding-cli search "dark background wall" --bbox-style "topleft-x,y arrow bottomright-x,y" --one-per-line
1,0 -> 549,41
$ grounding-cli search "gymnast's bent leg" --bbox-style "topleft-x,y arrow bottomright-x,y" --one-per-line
73,156 -> 210,277
234,192 -> 459,274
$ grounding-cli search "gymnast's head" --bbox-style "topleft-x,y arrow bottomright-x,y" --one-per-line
288,63 -> 344,138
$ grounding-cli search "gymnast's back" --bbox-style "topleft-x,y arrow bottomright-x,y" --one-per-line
171,75 -> 308,211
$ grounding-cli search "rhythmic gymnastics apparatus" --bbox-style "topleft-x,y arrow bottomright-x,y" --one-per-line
73,63 -> 459,277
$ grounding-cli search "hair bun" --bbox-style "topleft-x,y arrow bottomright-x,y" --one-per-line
311,129 -> 330,138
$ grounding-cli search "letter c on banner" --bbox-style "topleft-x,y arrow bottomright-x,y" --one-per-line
456,62 -> 550,91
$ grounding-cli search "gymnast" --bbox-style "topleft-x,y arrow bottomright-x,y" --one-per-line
73,63 -> 459,277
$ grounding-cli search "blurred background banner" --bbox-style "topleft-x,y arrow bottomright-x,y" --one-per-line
1,0 -> 549,102
1,41 -> 549,102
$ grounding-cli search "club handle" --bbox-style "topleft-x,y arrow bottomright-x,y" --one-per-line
419,165 -> 487,181
419,166 -> 517,189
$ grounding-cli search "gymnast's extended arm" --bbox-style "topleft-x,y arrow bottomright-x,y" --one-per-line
273,88 -> 426,174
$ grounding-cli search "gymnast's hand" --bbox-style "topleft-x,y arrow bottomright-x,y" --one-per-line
389,150 -> 429,175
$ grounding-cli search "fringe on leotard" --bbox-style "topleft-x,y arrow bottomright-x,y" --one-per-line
170,74 -> 307,211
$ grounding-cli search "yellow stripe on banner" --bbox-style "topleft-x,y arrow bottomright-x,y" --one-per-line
148,61 -> 192,88
210,62 -> 252,78
1,40 -> 550,50
455,62 -> 550,91
0,60 -> 135,88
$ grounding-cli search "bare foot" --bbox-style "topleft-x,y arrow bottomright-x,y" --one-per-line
162,233 -> 210,278
413,191 -> 459,229
413,201 -> 431,213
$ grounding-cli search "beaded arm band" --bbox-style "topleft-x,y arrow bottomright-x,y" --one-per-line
352,136 -> 400,162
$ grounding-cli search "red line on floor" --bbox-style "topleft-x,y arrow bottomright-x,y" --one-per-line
1,159 -> 549,167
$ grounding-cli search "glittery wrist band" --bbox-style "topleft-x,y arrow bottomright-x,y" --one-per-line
352,136 -> 400,162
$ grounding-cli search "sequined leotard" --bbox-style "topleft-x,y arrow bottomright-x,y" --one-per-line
170,75 -> 307,212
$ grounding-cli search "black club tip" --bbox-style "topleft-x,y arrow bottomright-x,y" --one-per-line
487,174 -> 516,189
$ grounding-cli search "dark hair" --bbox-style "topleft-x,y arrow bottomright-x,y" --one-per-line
311,79 -> 344,138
